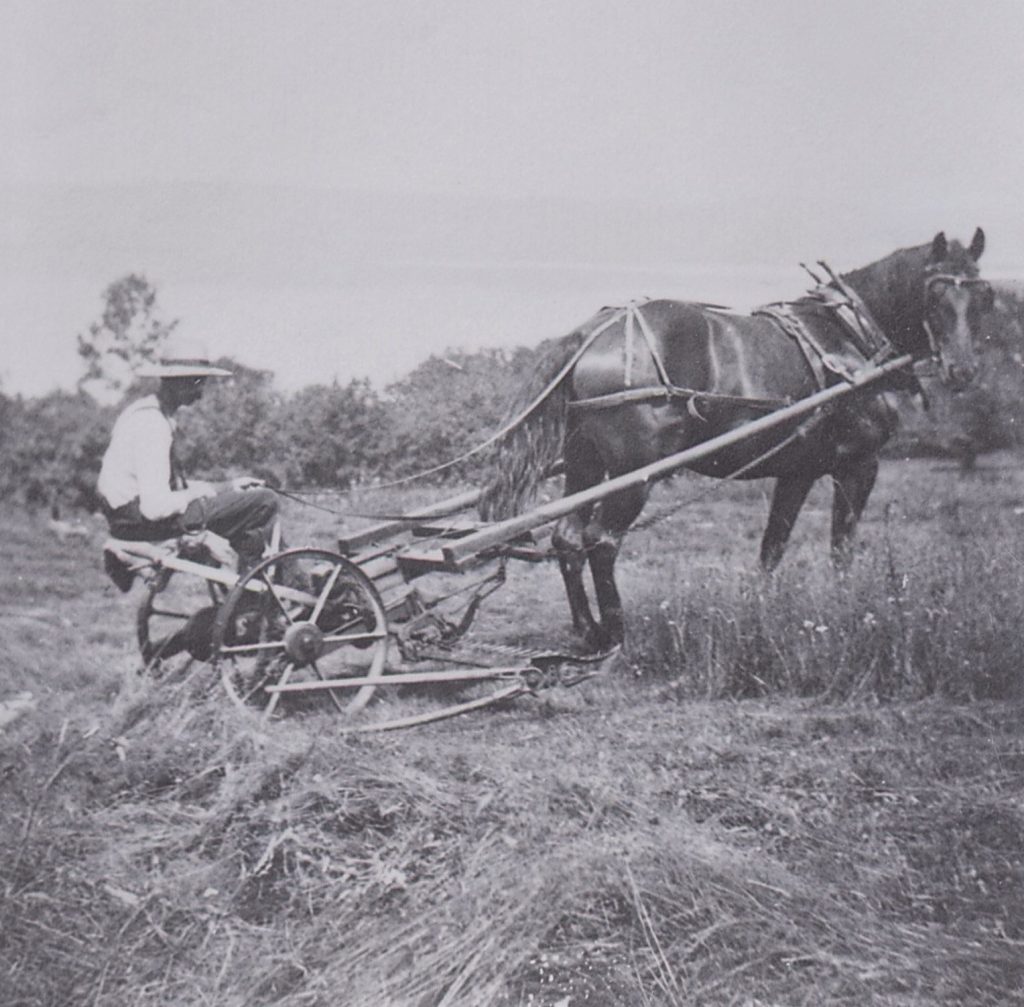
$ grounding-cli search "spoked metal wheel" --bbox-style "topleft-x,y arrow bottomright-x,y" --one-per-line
137,567 -> 228,676
211,548 -> 390,719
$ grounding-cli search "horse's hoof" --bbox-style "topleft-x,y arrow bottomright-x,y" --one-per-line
576,628 -> 603,653
582,627 -> 622,654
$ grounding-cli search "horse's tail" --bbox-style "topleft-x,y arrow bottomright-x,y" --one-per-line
478,328 -> 588,520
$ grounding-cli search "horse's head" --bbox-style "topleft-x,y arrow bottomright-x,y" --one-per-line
921,228 -> 993,391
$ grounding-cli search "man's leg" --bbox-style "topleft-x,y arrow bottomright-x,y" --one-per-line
105,499 -> 184,542
183,488 -> 280,569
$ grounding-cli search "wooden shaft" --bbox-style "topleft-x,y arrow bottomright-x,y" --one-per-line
442,354 -> 913,566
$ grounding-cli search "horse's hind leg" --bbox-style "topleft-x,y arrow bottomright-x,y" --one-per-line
760,474 -> 816,571
585,483 -> 649,649
831,454 -> 879,568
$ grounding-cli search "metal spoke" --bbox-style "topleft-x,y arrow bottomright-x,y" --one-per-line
262,660 -> 294,720
322,609 -> 386,637
310,564 -> 343,625
259,570 -> 295,625
219,639 -> 288,655
320,629 -> 388,646
309,659 -> 346,714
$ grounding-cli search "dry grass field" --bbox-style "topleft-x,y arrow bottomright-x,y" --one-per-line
3,454 -> 1024,1006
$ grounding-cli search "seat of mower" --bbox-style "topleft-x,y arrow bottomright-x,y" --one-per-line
101,532 -> 236,592
102,537 -> 177,562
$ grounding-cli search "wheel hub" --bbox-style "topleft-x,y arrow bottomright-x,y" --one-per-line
283,621 -> 324,663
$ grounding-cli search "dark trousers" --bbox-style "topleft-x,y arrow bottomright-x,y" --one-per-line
103,488 -> 280,566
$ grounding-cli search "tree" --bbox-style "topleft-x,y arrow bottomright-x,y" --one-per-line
274,380 -> 389,488
0,391 -> 114,509
890,284 -> 1024,460
173,358 -> 284,482
77,274 -> 178,402
381,346 -> 535,480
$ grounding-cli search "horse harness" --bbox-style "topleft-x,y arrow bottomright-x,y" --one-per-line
568,271 -> 899,418
753,267 -> 896,390
568,301 -> 789,416
921,272 -> 993,358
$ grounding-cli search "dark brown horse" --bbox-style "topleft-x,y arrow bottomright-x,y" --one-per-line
482,230 -> 993,649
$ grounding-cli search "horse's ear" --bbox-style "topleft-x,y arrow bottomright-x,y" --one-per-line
929,232 -> 948,263
969,227 -> 986,261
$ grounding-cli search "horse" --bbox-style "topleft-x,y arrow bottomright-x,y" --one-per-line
481,229 -> 994,650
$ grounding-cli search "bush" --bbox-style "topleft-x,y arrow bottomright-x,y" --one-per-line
273,379 -> 390,489
172,359 -> 284,481
891,283 -> 1024,459
381,347 -> 535,480
0,390 -> 114,510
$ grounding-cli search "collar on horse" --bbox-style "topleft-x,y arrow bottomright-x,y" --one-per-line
754,261 -> 897,391
813,260 -> 896,363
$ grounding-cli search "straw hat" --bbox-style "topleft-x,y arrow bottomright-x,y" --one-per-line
136,337 -> 233,378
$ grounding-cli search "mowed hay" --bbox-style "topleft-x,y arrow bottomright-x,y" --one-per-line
5,681 -> 1024,1005
3,457 -> 1024,1005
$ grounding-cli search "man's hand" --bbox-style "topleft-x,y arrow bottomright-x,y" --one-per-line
186,480 -> 218,501
231,476 -> 266,492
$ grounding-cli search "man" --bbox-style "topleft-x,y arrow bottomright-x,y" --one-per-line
98,337 -> 280,573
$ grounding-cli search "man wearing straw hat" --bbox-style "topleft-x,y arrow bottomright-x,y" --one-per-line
97,337 -> 280,573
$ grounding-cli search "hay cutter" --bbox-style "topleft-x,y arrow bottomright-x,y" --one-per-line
102,353 -> 910,730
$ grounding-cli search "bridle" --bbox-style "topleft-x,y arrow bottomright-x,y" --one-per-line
921,272 -> 993,358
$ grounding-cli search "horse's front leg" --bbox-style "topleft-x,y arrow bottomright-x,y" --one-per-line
584,484 -> 648,649
831,454 -> 879,568
552,508 -> 601,642
760,474 -> 816,571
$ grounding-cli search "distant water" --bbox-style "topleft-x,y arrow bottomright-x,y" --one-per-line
11,259 -> 1018,397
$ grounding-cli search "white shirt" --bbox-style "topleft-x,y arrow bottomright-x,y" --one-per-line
97,395 -> 196,519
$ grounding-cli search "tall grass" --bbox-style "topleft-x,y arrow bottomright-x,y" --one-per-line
627,466 -> 1024,702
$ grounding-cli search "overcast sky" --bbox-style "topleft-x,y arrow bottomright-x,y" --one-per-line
3,0 -> 1024,395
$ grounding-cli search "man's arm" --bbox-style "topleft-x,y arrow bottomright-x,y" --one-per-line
135,414 -> 214,520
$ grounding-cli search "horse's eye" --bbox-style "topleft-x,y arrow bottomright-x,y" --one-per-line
927,277 -> 955,300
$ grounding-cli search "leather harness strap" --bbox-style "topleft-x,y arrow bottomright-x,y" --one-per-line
568,385 -> 788,413
920,272 -> 992,357
752,303 -> 835,388
630,301 -> 676,390
813,261 -> 895,362
570,300 -> 790,414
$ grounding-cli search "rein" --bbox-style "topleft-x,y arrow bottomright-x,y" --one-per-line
270,487 -> 355,518
630,411 -> 825,534
272,488 -> 494,525
349,303 -> 634,491
272,487 -> 458,523
277,263 -> 969,507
